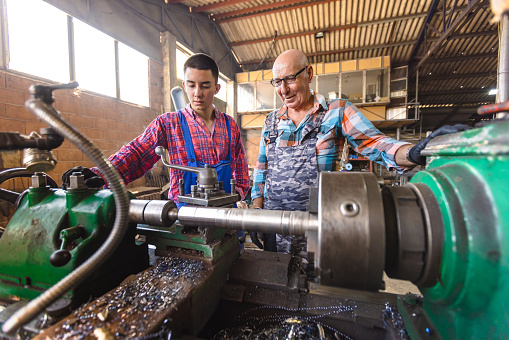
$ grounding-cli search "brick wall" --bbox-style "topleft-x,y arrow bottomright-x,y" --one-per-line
0,59 -> 165,190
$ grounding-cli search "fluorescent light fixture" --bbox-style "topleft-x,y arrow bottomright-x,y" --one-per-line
489,89 -> 498,95
315,32 -> 324,39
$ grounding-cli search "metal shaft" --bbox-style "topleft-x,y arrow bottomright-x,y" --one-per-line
499,13 -> 509,107
177,206 -> 318,235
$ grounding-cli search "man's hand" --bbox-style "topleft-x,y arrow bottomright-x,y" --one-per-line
62,166 -> 105,189
407,124 -> 472,166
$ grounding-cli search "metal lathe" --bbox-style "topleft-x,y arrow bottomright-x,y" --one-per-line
0,82 -> 507,340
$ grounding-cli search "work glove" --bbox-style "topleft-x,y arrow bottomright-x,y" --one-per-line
62,166 -> 105,189
407,124 -> 472,166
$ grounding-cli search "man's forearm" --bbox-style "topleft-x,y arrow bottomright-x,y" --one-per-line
395,144 -> 417,167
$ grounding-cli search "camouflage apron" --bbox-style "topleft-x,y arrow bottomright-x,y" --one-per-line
264,108 -> 325,255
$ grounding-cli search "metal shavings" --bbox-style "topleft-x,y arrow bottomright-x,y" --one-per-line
52,257 -> 205,339
213,318 -> 350,340
317,323 -> 325,340
239,304 -> 355,324
285,318 -> 302,324
94,326 -> 114,340
97,309 -> 108,322
382,303 -> 410,340
213,305 -> 355,340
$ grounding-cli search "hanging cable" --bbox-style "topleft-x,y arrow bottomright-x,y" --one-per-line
255,31 -> 278,73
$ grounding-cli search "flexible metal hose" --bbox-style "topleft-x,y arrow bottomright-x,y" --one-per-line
2,99 -> 130,334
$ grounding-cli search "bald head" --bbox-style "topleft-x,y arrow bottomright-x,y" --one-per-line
271,49 -> 314,113
273,49 -> 308,75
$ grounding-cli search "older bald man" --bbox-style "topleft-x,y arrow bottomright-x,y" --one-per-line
251,49 -> 469,255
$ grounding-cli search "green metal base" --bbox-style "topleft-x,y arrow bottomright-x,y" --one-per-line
0,188 -> 149,306
137,224 -> 239,263
410,121 -> 509,339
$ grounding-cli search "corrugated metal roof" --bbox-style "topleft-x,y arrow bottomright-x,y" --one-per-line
168,0 -> 498,131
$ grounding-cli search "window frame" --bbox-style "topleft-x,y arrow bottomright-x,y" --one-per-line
0,0 -> 150,107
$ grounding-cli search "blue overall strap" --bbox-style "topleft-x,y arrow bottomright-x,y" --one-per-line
268,110 -> 279,144
224,114 -> 231,161
179,110 -> 197,166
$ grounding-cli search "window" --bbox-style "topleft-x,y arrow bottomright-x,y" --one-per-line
176,48 -> 189,81
118,43 -> 149,106
216,77 -> 227,102
6,0 -> 69,82
4,0 -> 150,106
73,19 -> 116,98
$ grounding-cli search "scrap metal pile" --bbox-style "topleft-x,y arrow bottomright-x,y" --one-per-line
39,257 -> 208,339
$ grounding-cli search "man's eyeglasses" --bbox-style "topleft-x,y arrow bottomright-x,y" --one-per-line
270,67 -> 308,87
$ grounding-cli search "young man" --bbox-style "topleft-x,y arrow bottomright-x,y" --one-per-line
68,53 -> 250,206
251,49 -> 469,254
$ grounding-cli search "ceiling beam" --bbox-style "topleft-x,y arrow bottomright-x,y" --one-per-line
411,0 -> 484,74
418,88 -> 491,95
231,23 -> 495,48
216,2 -> 472,25
424,51 -> 498,63
238,33 -> 496,66
450,30 -> 498,38
240,39 -> 426,65
192,0 -> 252,13
230,24 -> 357,46
229,11 -> 442,47
408,0 -> 441,72
419,106 -> 489,114
213,0 -> 338,23
416,71 -> 496,81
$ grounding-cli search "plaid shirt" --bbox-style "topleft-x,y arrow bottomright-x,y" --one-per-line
251,92 -> 410,200
93,105 -> 250,203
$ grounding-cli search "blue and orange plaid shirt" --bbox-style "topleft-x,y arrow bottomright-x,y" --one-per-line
251,92 -> 411,200
93,104 -> 250,203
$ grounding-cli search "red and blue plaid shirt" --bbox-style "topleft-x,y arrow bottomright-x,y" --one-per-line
93,105 -> 250,203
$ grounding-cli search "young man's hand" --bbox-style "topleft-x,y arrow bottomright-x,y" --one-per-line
62,166 -> 105,189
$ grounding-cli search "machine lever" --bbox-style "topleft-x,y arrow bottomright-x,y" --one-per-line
49,250 -> 71,268
49,226 -> 85,267
155,146 -> 219,187
29,82 -> 79,105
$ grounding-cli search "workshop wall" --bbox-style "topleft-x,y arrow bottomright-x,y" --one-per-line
243,129 -> 262,167
0,59 -> 165,188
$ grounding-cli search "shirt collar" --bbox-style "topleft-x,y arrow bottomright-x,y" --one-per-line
313,91 -> 329,111
277,90 -> 328,119
183,104 -> 219,120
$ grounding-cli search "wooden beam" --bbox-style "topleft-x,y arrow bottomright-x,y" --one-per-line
192,0 -> 252,13
236,30 -> 496,66
213,0 -> 337,23
230,24 -> 356,46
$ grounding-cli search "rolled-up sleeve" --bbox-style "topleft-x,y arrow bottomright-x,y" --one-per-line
251,116 -> 271,200
340,101 -> 410,172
